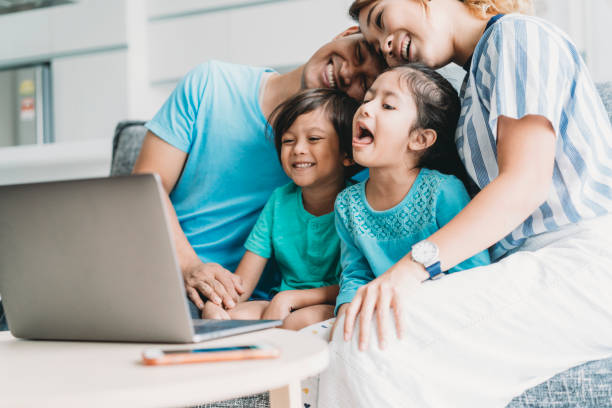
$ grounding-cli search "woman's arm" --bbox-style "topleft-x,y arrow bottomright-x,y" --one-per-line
133,131 -> 243,310
233,250 -> 269,303
418,114 -> 556,273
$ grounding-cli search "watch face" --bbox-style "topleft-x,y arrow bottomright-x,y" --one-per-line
412,241 -> 439,266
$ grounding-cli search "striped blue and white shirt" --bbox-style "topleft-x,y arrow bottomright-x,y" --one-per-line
458,14 -> 612,260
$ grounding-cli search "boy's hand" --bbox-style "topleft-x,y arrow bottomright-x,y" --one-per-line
261,291 -> 295,321
201,300 -> 231,320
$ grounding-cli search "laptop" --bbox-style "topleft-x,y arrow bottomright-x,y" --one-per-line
0,174 -> 281,343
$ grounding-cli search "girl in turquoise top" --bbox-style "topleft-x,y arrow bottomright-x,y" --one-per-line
203,88 -> 360,330
334,64 -> 491,317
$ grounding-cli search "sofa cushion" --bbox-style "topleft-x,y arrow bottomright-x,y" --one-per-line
596,82 -> 612,123
110,121 -> 147,176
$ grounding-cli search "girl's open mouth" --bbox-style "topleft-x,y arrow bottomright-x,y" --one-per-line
353,124 -> 374,146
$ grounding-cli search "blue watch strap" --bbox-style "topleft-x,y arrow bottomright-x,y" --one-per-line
425,261 -> 442,279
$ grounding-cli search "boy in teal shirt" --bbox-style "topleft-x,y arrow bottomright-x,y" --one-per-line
203,88 -> 359,330
245,182 -> 342,294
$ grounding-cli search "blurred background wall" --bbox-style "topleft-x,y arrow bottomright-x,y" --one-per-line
0,0 -> 610,185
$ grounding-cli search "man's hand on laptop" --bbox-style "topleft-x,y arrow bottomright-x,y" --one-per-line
182,261 -> 244,310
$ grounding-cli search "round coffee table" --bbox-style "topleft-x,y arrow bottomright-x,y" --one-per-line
0,328 -> 329,407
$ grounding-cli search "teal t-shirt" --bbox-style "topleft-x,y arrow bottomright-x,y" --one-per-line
334,168 -> 491,312
145,61 -> 290,299
245,182 -> 341,294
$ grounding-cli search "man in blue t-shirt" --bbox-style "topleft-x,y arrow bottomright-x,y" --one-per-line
133,26 -> 385,318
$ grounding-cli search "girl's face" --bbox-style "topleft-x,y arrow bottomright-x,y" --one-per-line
352,70 -> 419,169
357,0 -> 455,68
280,108 -> 349,189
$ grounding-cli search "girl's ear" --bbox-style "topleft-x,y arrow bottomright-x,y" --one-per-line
408,129 -> 437,152
342,153 -> 355,167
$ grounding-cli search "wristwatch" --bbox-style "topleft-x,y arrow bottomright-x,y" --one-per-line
411,240 -> 443,280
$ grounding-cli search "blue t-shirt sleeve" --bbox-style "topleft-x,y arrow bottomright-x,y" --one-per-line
145,62 -> 211,153
334,199 -> 376,315
475,17 -> 575,139
435,176 -> 471,229
435,176 -> 491,271
244,191 -> 276,259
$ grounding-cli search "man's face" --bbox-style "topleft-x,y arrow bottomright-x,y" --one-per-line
302,28 -> 386,101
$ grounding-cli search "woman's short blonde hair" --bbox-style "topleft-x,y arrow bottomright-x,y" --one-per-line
349,0 -> 533,20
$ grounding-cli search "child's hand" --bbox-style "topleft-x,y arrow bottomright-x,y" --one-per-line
261,291 -> 295,321
343,260 -> 424,351
201,301 -> 231,320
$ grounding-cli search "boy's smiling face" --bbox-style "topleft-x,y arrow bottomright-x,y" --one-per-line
280,108 -> 350,189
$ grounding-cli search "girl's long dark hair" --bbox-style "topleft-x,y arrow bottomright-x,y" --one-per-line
393,63 -> 471,189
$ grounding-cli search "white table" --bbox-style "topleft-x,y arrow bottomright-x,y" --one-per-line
0,328 -> 329,407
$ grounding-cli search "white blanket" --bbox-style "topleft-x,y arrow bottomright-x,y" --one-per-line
318,215 -> 612,408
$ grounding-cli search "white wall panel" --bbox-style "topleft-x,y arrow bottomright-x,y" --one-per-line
147,0 -> 353,83
0,9 -> 51,64
147,0 -> 289,19
585,0 -> 612,82
52,50 -> 127,143
49,0 -> 126,55
0,0 -> 125,67
227,0 -> 353,68
147,12 -> 231,83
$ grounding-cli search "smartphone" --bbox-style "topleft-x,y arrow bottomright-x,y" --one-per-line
142,343 -> 280,366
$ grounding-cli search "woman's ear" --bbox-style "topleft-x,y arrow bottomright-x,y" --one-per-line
408,129 -> 437,152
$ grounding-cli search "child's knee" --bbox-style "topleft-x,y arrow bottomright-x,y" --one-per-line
283,305 -> 334,331
282,312 -> 310,330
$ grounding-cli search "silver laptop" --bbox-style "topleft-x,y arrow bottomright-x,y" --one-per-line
0,174 -> 281,343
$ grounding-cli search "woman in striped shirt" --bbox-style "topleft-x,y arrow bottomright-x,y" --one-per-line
320,1 -> 612,407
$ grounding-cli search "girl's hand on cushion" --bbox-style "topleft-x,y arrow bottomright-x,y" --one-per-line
261,291 -> 295,321
344,261 -> 423,351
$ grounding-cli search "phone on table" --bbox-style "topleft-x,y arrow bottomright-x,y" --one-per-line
142,343 -> 280,366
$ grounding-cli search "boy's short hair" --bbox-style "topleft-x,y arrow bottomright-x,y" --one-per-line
269,88 -> 362,177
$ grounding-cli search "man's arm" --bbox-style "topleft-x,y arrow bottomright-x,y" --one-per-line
133,131 -> 243,311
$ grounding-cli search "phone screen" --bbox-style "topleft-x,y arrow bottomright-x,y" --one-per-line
164,345 -> 258,354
